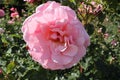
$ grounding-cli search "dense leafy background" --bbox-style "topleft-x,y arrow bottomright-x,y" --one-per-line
0,0 -> 120,80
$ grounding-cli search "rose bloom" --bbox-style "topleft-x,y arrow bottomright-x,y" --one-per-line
10,12 -> 19,18
22,1 -> 90,70
10,7 -> 16,12
0,9 -> 5,18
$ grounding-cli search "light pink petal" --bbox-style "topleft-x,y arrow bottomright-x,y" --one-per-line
54,7 -> 68,20
27,19 -> 40,34
62,44 -> 78,57
64,46 -> 86,68
23,13 -> 36,26
61,6 -> 77,20
42,59 -> 64,70
36,1 -> 60,13
51,53 -> 73,65
29,43 -> 51,65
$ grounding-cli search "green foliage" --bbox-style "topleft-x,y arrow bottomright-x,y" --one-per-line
0,0 -> 120,80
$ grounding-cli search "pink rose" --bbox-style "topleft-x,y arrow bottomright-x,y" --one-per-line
10,7 -> 16,12
11,12 -> 19,18
0,9 -> 5,18
22,1 -> 90,70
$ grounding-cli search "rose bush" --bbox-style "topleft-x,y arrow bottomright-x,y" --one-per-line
22,1 -> 90,70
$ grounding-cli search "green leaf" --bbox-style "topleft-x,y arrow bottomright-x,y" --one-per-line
6,61 -> 16,74
80,57 -> 92,70
1,36 -> 8,44
6,48 -> 12,54
69,0 -> 76,5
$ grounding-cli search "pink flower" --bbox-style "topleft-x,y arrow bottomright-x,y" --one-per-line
24,0 -> 40,3
24,0 -> 35,3
90,1 -> 96,5
104,33 -> 109,39
10,12 -> 19,18
22,1 -> 90,70
111,40 -> 118,46
90,1 -> 103,14
94,4 -> 102,14
0,68 -> 2,74
78,1 -> 102,15
10,7 -> 16,12
0,9 -> 5,18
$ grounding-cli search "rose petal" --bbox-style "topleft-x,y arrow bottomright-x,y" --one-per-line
54,7 -> 68,20
62,44 -> 78,57
64,46 -> 86,69
36,1 -> 60,13
42,59 -> 64,70
51,53 -> 73,65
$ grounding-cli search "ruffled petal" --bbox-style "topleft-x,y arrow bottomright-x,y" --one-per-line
51,53 -> 73,65
62,44 -> 78,57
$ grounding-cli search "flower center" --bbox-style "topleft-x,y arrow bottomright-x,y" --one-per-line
48,28 -> 78,58
49,28 -> 71,51
49,28 -> 66,43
